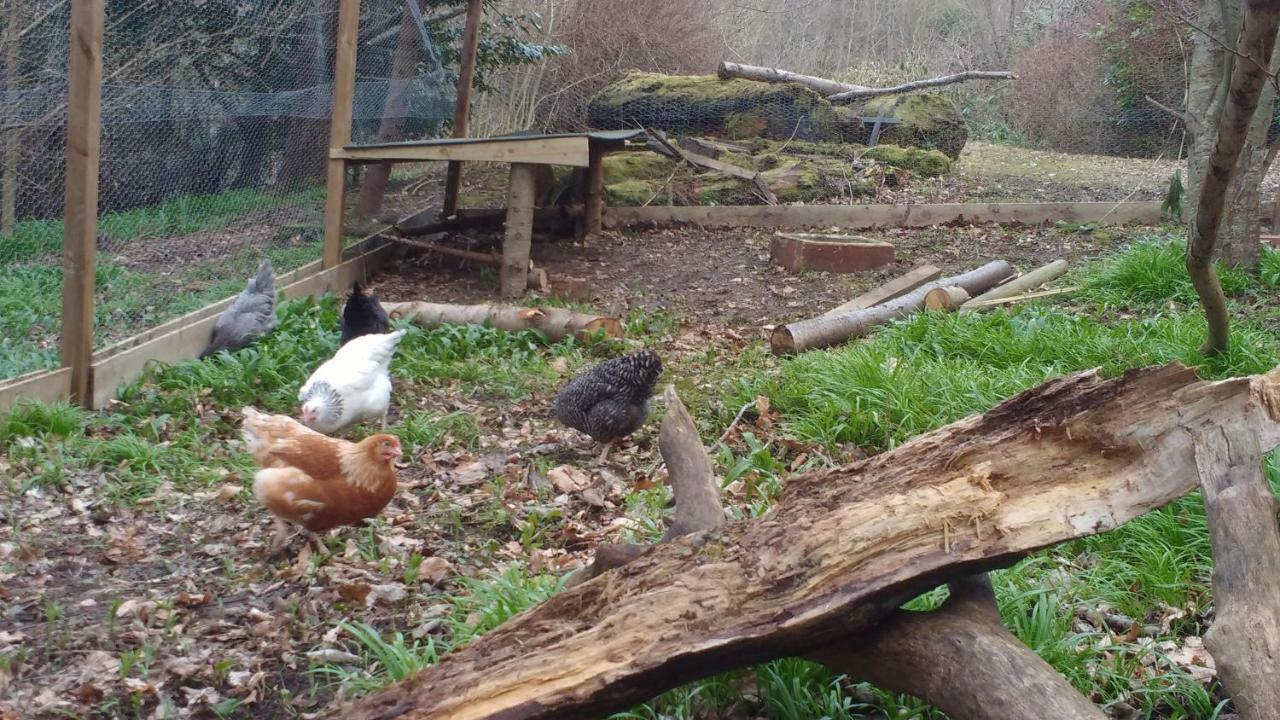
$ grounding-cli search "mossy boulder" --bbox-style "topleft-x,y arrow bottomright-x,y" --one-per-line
589,70 -> 846,143
753,139 -> 951,178
603,152 -> 677,183
859,145 -> 951,177
606,179 -> 664,206
854,94 -> 967,160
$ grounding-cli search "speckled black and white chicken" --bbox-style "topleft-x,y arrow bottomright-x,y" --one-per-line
553,350 -> 663,463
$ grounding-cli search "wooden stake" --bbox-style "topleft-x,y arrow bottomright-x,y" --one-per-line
61,0 -> 104,405
581,146 -> 605,239
441,0 -> 483,218
501,163 -> 537,297
321,0 -> 361,269
824,265 -> 942,316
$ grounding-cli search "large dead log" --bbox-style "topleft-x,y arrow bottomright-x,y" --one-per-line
332,362 -> 1280,720
1195,422 -> 1280,719
771,260 -> 1013,354
384,301 -> 623,342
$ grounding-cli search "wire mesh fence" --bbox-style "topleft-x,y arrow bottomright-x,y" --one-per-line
0,0 -> 455,384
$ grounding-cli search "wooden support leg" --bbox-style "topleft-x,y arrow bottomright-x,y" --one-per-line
583,147 -> 604,240
1271,189 -> 1280,233
501,163 -> 537,298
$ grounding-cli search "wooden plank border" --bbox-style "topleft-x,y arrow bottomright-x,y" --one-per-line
89,237 -> 397,409
0,368 -> 73,414
603,201 -> 1162,229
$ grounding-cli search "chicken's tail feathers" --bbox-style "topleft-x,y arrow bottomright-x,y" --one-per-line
350,280 -> 364,296
247,258 -> 276,294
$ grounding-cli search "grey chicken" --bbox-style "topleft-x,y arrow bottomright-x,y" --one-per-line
554,350 -> 663,463
199,258 -> 278,359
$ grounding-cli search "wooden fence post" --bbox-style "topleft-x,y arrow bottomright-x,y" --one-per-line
321,0 -> 361,269
61,0 -> 104,406
441,0 -> 482,218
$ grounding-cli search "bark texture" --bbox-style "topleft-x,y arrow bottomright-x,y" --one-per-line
384,301 -> 622,342
330,362 -> 1280,720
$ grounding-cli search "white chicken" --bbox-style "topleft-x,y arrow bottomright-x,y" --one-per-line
298,329 -> 407,434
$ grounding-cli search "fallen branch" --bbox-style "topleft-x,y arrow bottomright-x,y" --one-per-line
650,129 -> 778,204
958,259 -> 1068,313
824,265 -> 941,316
332,363 -> 1280,720
394,207 -> 581,238
383,301 -> 622,342
393,237 -> 549,291
771,260 -> 1013,354
809,574 -> 1107,720
717,61 -> 866,96
827,70 -> 1015,103
1195,421 -> 1280,719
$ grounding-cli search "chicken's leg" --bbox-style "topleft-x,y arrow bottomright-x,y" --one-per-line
268,518 -> 292,557
596,440 -> 614,465
304,529 -> 327,556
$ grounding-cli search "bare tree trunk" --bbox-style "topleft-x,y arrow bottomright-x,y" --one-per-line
1186,0 -> 1280,354
1184,0 -> 1280,271
354,6 -> 419,219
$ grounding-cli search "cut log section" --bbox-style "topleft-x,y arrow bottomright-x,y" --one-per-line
772,260 -> 1013,354
383,301 -> 622,342
332,362 -> 1280,720
771,233 -> 896,273
958,259 -> 1069,313
923,285 -> 970,311
824,264 -> 941,316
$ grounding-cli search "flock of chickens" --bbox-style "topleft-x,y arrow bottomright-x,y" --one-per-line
200,259 -> 664,555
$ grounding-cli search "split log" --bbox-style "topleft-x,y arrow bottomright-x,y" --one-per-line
961,286 -> 1078,310
383,301 -> 622,342
809,574 -> 1107,720
333,362 -> 1280,720
1195,422 -> 1280,719
824,264 -> 941,316
958,259 -> 1068,312
717,61 -> 865,96
827,70 -> 1016,103
771,260 -> 1013,355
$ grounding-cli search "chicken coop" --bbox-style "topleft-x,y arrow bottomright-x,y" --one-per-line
0,0 -> 1203,414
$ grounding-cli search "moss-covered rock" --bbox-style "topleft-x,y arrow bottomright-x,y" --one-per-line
859,145 -> 951,177
606,179 -> 663,206
855,94 -> 968,159
589,70 -> 846,142
602,152 -> 678,183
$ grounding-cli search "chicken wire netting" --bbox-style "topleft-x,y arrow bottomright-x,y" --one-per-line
0,0 -> 456,383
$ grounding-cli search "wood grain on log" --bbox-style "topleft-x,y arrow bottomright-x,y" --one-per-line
924,285 -> 970,311
332,363 -> 1280,720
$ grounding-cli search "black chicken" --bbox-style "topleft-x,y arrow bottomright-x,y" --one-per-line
554,350 -> 663,463
339,281 -> 390,346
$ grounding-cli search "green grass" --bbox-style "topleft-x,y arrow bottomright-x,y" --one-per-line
5,233 -> 1279,719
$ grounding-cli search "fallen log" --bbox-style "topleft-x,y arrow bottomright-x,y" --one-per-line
961,285 -> 1079,311
827,70 -> 1016,103
333,362 -> 1280,720
958,259 -> 1069,313
771,260 -> 1013,355
717,60 -> 864,96
824,264 -> 942,316
1196,422 -> 1280,719
383,301 -> 622,342
923,285 -> 970,311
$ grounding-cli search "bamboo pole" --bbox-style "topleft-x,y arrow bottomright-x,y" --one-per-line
958,259 -> 1068,313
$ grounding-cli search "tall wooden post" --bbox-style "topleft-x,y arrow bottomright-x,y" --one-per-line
321,0 -> 361,269
61,0 -> 104,406
582,146 -> 604,239
500,163 -> 536,297
441,0 -> 482,218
